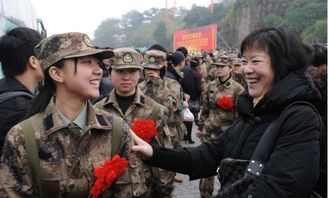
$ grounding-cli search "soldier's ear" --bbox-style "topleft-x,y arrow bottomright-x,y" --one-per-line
48,66 -> 64,83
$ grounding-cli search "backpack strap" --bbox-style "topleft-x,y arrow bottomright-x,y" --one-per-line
152,103 -> 162,121
0,91 -> 33,103
21,119 -> 44,198
111,115 -> 124,158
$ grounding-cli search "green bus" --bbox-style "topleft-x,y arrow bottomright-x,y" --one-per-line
0,0 -> 46,79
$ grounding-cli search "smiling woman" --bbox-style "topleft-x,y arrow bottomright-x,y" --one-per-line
0,32 -> 148,197
131,27 -> 323,198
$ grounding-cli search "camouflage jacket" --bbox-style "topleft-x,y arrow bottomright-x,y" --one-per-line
163,77 -> 186,142
97,87 -> 172,149
0,99 -> 146,198
96,88 -> 173,189
199,77 -> 245,137
139,77 -> 178,136
232,72 -> 247,89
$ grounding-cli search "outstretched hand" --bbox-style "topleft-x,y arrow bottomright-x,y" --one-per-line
130,129 -> 153,160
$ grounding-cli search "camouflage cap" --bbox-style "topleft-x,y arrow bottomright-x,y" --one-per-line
141,50 -> 166,69
233,57 -> 242,66
212,55 -> 232,67
110,48 -> 143,70
34,32 -> 114,71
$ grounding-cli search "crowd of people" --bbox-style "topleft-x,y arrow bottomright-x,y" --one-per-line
0,26 -> 326,198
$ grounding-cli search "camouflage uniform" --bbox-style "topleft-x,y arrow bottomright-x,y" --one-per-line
139,50 -> 178,145
97,48 -> 174,198
0,32 -> 147,198
163,77 -> 185,149
231,57 -> 247,88
0,100 -> 147,198
198,57 -> 245,198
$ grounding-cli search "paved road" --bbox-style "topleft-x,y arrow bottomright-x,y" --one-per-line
172,124 -> 220,198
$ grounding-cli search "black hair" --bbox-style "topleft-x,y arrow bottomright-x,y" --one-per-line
148,44 -> 168,55
168,51 -> 185,67
0,27 -> 42,78
176,46 -> 188,58
310,43 -> 327,67
240,27 -> 312,82
29,59 -> 66,116
190,57 -> 200,68
166,52 -> 183,81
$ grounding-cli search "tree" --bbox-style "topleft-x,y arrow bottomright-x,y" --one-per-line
93,18 -> 121,48
153,20 -> 168,48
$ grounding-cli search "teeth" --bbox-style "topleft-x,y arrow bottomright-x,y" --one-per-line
247,79 -> 258,84
90,80 -> 99,85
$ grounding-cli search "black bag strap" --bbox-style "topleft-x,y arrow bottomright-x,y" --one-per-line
246,101 -> 317,177
0,91 -> 33,103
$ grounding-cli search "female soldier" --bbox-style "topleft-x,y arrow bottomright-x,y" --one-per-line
131,27 -> 322,198
0,33 -> 144,197
197,55 -> 244,198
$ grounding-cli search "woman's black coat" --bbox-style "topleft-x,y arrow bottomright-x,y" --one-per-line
147,69 -> 322,198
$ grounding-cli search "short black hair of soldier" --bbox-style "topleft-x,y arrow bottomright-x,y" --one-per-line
176,46 -> 188,58
0,27 -> 42,78
310,43 -> 327,67
148,44 -> 168,55
240,27 -> 312,83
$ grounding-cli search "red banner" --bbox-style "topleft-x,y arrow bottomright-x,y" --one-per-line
173,24 -> 217,52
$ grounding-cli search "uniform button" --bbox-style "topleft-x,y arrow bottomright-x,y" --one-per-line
248,194 -> 253,198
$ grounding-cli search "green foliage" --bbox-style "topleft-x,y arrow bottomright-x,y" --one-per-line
153,20 -> 168,48
302,19 -> 327,44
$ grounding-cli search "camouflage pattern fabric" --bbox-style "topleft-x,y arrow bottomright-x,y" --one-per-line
139,76 -> 178,197
34,32 -> 113,71
198,77 -> 244,198
163,77 -> 185,149
198,77 -> 245,139
96,88 -> 174,197
231,72 -> 247,89
0,99 -> 146,198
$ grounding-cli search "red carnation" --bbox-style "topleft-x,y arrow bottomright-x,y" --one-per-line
131,119 -> 157,143
217,96 -> 234,110
89,155 -> 129,198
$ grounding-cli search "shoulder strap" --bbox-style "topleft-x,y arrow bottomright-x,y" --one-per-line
21,119 -> 44,198
111,115 -> 124,158
0,91 -> 33,103
247,101 -> 316,177
152,103 -> 162,121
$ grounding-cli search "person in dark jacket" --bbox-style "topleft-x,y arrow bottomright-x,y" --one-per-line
181,57 -> 202,144
131,27 -> 322,198
0,27 -> 43,153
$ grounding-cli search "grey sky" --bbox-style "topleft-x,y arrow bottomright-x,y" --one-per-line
30,0 -> 212,38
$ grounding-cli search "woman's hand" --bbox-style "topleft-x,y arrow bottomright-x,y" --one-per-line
130,129 -> 153,160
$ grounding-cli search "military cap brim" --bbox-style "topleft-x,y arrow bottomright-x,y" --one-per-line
111,65 -> 143,70
212,62 -> 227,66
141,63 -> 163,69
65,48 -> 114,59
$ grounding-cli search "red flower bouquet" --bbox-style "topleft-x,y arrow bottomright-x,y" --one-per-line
217,96 -> 234,110
89,155 -> 129,198
131,119 -> 157,143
